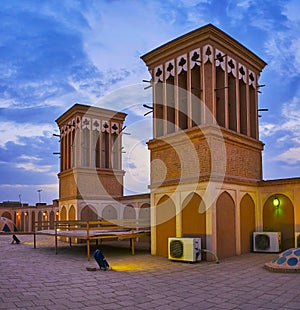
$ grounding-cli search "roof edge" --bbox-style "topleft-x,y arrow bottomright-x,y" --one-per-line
141,23 -> 266,70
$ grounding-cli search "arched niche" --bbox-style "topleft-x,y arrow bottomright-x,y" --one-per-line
155,195 -> 176,257
60,206 -> 67,221
81,205 -> 98,221
31,212 -> 35,232
139,203 -> 150,222
123,204 -> 136,220
263,194 -> 294,250
240,194 -> 255,254
182,192 -> 206,249
1,211 -> 11,219
216,191 -> 236,259
38,211 -> 43,230
69,205 -> 76,221
102,205 -> 117,220
49,211 -> 55,229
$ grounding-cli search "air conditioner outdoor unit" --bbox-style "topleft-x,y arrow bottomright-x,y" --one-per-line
295,232 -> 300,248
168,237 -> 201,262
253,232 -> 281,253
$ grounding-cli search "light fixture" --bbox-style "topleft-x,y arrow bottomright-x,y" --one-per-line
273,197 -> 280,208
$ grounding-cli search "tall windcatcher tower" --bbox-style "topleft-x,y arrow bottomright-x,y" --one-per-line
141,24 -> 267,258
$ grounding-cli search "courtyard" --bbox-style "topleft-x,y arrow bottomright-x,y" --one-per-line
0,235 -> 299,309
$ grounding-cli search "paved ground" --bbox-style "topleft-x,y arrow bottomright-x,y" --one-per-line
0,234 -> 299,310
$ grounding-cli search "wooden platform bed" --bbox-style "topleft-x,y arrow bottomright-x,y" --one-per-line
33,219 -> 150,261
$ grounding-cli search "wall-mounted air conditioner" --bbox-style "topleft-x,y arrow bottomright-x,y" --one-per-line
253,232 -> 281,253
295,232 -> 300,248
168,237 -> 201,262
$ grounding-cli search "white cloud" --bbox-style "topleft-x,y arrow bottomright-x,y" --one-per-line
80,1 -> 195,94
123,135 -> 150,194
225,0 -> 251,22
262,1 -> 300,78
283,0 -> 300,22
0,159 -> 55,175
265,34 -> 300,77
18,155 -> 41,161
15,162 -> 52,173
179,0 -> 211,6
0,121 -> 56,148
260,96 -> 300,137
237,0 -> 251,9
95,83 -> 152,115
261,96 -> 300,167
0,98 -> 17,108
276,147 -> 300,164
259,123 -> 277,137
122,117 -> 152,194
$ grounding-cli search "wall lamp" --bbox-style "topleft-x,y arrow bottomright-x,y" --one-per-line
272,197 -> 280,208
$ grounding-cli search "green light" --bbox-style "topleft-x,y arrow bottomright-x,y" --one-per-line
273,197 -> 280,208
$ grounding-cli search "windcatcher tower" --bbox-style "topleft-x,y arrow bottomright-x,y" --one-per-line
141,24 -> 267,258
55,104 -> 127,220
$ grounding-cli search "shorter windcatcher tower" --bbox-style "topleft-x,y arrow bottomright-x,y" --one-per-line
55,104 -> 127,219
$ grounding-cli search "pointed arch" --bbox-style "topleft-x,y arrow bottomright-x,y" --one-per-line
156,195 -> 176,257
1,211 -> 11,219
49,211 -> 55,229
240,194 -> 255,254
182,192 -> 206,249
216,191 -> 236,259
69,205 -> 76,221
31,212 -> 35,232
60,206 -> 67,221
139,203 -> 150,222
102,205 -> 117,220
20,212 -> 25,231
24,212 -> 29,231
123,204 -> 136,220
81,205 -> 98,221
263,194 -> 294,250
38,211 -> 43,230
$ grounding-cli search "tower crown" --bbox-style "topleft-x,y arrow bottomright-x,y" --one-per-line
56,103 -> 127,199
142,24 -> 266,184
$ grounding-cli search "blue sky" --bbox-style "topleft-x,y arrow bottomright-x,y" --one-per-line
0,0 -> 299,205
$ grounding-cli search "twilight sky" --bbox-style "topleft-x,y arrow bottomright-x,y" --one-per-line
0,0 -> 299,205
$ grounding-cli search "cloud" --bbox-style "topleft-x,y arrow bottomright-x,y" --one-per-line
283,0 -> 300,22
260,96 -> 300,169
15,162 -> 53,173
259,123 -> 277,137
13,154 -> 53,174
80,0 -> 213,94
0,1 -> 104,108
260,97 -> 300,135
18,155 -> 41,161
265,33 -> 300,77
0,121 -> 56,148
95,83 -> 151,115
178,0 -> 211,6
276,147 -> 300,164
256,1 -> 300,78
123,134 -> 150,194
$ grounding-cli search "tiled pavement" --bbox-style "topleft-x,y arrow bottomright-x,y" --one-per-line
0,234 -> 299,310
